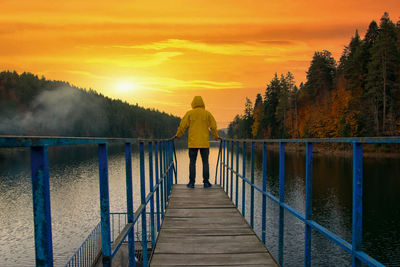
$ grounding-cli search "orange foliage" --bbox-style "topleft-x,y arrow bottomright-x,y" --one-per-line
288,75 -> 360,138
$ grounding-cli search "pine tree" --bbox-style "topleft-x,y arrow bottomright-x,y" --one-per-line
366,12 -> 400,135
304,50 -> 336,101
251,94 -> 263,138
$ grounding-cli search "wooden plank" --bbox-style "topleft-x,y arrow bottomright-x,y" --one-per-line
151,253 -> 276,266
172,184 -> 221,189
156,234 -> 262,244
165,208 -> 238,217
161,217 -> 246,229
154,241 -> 267,254
158,228 -> 254,236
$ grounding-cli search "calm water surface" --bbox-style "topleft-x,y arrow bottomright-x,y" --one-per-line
0,142 -> 399,266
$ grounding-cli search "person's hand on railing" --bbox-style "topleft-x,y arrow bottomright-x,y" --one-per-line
172,135 -> 178,140
215,137 -> 222,141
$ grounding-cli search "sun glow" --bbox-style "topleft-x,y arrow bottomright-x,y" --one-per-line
115,81 -> 137,93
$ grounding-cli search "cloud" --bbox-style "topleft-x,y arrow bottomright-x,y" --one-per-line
139,76 -> 243,91
66,70 -> 109,79
85,51 -> 183,67
114,39 -> 309,57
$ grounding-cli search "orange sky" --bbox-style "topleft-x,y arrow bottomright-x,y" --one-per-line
1,0 -> 399,128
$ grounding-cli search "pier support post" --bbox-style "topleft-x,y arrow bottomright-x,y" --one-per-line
250,141 -> 255,228
278,142 -> 285,266
139,142 -> 148,266
352,142 -> 363,267
242,141 -> 246,215
30,145 -> 54,267
125,143 -> 135,267
98,144 -> 112,267
261,142 -> 267,244
304,142 -> 313,267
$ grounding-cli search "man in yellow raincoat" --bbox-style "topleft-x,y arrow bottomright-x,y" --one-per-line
174,96 -> 220,188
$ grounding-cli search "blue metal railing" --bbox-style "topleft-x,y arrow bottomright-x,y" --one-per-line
65,222 -> 101,267
215,137 -> 400,267
0,136 -> 177,267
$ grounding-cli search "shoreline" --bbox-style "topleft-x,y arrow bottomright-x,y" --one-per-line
264,142 -> 400,158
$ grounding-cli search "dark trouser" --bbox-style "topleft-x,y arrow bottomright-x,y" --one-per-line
189,148 -> 209,184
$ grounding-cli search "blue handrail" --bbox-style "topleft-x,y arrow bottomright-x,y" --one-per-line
0,136 -> 176,267
216,137 -> 399,267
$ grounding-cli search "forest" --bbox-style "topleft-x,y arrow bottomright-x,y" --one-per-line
0,71 -> 180,138
228,13 -> 400,139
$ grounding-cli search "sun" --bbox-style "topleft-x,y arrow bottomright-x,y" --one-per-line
115,81 -> 137,93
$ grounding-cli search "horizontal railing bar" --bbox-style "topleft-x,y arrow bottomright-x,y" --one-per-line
355,251 -> 385,267
307,220 -> 352,254
221,137 -> 400,144
281,203 -> 306,221
0,135 -> 179,148
134,204 -> 145,223
111,223 -> 133,258
225,165 -> 281,205
0,135 -> 139,147
226,165 -> 306,221
138,137 -> 176,142
3,135 -> 400,148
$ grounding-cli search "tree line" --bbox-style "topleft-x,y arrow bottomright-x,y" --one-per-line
0,71 -> 180,138
228,12 -> 400,139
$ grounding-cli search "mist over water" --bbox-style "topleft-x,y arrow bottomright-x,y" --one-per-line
0,87 -> 107,136
0,143 -> 399,266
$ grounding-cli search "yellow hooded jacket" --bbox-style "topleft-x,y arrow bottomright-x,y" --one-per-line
176,96 -> 219,148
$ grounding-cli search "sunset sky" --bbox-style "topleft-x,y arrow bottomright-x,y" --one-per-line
1,1 -> 399,128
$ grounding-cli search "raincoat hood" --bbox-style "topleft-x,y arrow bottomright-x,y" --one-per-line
191,96 -> 205,109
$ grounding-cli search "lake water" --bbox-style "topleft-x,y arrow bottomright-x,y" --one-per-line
0,142 -> 399,266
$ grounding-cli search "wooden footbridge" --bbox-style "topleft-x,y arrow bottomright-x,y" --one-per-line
1,136 -> 393,267
150,184 -> 276,266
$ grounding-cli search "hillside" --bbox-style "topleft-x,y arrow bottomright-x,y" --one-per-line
0,71 -> 180,138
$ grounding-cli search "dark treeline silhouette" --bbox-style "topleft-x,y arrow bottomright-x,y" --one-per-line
0,71 -> 180,138
229,12 -> 400,139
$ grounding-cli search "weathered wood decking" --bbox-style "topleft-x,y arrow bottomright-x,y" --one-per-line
150,184 -> 277,267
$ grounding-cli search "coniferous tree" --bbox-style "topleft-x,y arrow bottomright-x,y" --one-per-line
304,50 -> 337,101
251,94 -> 263,138
366,12 -> 400,135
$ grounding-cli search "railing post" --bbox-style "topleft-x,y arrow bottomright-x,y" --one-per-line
230,140 -> 234,200
226,140 -> 229,193
168,141 -> 173,195
219,141 -> 223,186
261,142 -> 267,244
98,144 -> 112,267
125,143 -> 135,267
139,142 -> 148,266
214,141 -> 222,185
235,141 -> 239,208
222,140 -> 226,191
163,141 -> 167,209
148,142 -> 156,250
278,142 -> 285,266
352,142 -> 363,267
304,142 -> 313,267
242,141 -> 246,216
154,142 -> 161,231
30,145 -> 54,267
159,142 -> 164,218
250,141 -> 255,228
